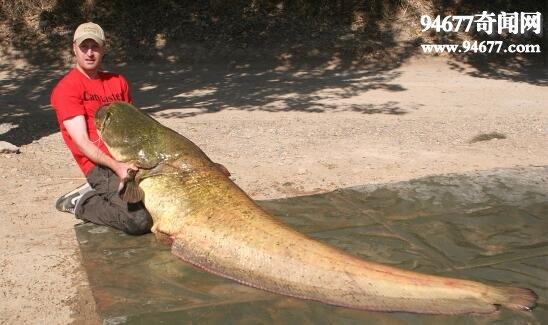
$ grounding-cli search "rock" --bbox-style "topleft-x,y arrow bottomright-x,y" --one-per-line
0,141 -> 20,154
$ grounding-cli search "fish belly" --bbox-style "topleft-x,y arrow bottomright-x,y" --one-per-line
139,171 -> 532,314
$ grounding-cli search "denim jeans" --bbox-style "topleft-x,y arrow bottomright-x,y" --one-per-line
76,165 -> 153,235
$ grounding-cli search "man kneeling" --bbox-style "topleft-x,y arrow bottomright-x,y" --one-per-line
51,22 -> 152,235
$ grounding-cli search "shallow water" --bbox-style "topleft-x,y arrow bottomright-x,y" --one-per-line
76,167 -> 547,324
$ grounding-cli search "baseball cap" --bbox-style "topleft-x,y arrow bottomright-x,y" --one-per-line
73,22 -> 105,46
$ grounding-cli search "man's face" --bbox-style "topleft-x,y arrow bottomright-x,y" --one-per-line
73,39 -> 104,72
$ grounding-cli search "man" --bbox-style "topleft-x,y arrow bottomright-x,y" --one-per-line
51,22 -> 152,235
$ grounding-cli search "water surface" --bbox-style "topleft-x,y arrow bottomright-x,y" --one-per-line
76,166 -> 547,324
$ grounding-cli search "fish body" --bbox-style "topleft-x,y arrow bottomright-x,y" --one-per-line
95,102 -> 537,314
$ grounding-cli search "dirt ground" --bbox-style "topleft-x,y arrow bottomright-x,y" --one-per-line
0,56 -> 546,324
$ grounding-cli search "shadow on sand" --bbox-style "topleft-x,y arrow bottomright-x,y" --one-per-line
1,0 -> 545,146
0,53 -> 416,147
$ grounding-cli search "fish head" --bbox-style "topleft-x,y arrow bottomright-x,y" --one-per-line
95,102 -> 163,165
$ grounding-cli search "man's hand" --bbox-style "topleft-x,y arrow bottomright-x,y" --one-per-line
112,161 -> 138,182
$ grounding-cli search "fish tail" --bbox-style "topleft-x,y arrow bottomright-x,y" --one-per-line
489,286 -> 537,311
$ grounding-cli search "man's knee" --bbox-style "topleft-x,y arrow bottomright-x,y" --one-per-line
123,211 -> 153,235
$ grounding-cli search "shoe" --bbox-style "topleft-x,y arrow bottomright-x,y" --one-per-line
55,183 -> 92,214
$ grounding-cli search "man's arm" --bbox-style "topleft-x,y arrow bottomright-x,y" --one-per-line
63,115 -> 136,182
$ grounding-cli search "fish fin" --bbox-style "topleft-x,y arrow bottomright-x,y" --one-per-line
491,286 -> 538,311
119,164 -> 177,203
215,163 -> 231,177
119,169 -> 145,203
154,231 -> 175,246
120,180 -> 145,203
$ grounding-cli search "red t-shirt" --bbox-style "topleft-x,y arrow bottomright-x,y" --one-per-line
51,68 -> 132,175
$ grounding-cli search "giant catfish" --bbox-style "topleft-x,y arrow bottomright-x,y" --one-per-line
94,102 -> 537,315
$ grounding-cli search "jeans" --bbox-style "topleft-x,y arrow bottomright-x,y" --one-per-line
76,165 -> 153,235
